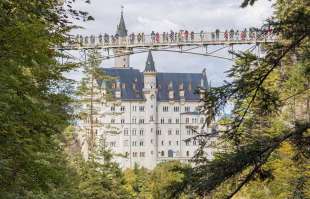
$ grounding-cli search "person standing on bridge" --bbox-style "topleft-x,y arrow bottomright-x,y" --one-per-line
79,35 -> 83,45
229,29 -> 234,40
141,32 -> 145,42
169,30 -> 173,42
130,33 -> 135,44
200,30 -> 204,41
240,29 -> 245,40
190,31 -> 194,41
211,32 -> 215,40
98,34 -> 102,44
184,30 -> 189,42
156,32 -> 160,43
151,31 -> 155,43
84,36 -> 89,44
178,31 -> 182,42
104,33 -> 109,44
163,32 -> 166,43
215,29 -> 220,40
224,30 -> 228,41
115,33 -> 119,43
235,30 -> 239,41
90,35 -> 95,44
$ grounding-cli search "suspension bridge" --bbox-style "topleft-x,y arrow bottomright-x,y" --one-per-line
55,9 -> 277,63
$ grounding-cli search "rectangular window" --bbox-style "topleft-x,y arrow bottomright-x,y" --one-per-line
139,106 -> 145,112
174,106 -> 179,112
161,140 -> 164,146
168,130 -> 172,135
121,119 -> 125,124
140,152 -> 145,157
124,129 -> 129,136
185,107 -> 190,112
163,106 -> 169,112
185,118 -> 189,124
139,129 -> 144,136
140,141 -> 144,146
120,106 -> 125,112
160,118 -> 164,124
176,130 -> 180,135
111,106 -> 115,111
110,141 -> 116,147
176,118 -> 180,124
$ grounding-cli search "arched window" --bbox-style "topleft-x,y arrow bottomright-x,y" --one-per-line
168,150 -> 174,158
161,151 -> 164,156
186,151 -> 190,157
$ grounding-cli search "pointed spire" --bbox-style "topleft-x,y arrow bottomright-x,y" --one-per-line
116,6 -> 128,37
144,50 -> 156,72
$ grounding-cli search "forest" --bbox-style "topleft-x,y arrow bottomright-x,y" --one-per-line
0,0 -> 309,198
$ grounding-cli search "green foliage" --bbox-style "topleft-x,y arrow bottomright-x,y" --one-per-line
76,49 -> 116,151
0,0 -> 93,198
123,161 -> 197,199
76,150 -> 132,199
177,0 -> 310,198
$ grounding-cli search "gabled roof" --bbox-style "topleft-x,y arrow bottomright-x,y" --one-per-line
144,50 -> 156,72
156,72 -> 204,101
98,68 -> 144,101
116,10 -> 128,37
98,68 -> 207,101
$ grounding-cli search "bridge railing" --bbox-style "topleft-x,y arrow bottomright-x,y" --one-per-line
59,31 -> 276,50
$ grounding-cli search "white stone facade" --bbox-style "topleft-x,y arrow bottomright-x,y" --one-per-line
76,11 -> 215,169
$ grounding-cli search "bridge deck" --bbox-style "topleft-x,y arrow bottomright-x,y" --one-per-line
56,31 -> 276,50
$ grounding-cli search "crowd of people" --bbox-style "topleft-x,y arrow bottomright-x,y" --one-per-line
75,28 -> 273,45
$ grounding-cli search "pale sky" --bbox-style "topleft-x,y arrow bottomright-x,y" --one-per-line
67,0 -> 274,86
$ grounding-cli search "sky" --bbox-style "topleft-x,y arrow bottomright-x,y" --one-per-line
67,0 -> 274,86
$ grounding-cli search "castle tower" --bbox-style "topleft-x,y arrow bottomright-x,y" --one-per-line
143,50 -> 158,167
114,7 -> 130,68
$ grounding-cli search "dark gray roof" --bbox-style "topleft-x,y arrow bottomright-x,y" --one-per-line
156,72 -> 206,101
99,68 -> 144,101
144,50 -> 156,72
116,11 -> 127,37
98,68 -> 207,101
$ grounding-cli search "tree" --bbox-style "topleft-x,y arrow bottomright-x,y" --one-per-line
76,144 -> 132,199
0,0 -> 92,198
76,49 -> 115,153
168,0 -> 310,198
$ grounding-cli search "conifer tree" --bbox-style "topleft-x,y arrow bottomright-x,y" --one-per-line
168,0 -> 310,198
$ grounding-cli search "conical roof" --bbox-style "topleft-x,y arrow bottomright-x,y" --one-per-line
116,9 -> 128,37
144,50 -> 156,72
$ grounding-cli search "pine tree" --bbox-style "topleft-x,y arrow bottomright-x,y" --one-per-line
0,0 -> 92,198
168,0 -> 310,198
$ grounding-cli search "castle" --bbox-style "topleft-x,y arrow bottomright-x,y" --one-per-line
78,10 -> 214,169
